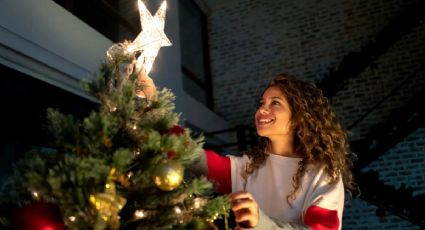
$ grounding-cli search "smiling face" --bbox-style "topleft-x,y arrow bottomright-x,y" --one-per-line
255,86 -> 293,140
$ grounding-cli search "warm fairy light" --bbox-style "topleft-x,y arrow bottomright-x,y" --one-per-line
212,212 -> 219,220
193,198 -> 202,209
68,216 -> 76,222
174,206 -> 182,214
127,0 -> 171,74
133,125 -> 137,130
31,191 -> 39,200
206,212 -> 220,223
134,210 -> 146,219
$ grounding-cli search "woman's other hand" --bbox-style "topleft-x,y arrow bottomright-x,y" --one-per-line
136,69 -> 157,100
229,191 -> 259,228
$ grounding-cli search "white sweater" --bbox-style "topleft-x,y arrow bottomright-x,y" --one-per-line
228,153 -> 344,230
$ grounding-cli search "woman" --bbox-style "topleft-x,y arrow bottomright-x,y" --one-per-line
140,73 -> 355,229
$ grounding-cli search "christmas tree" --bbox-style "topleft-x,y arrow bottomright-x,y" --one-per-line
0,1 -> 229,229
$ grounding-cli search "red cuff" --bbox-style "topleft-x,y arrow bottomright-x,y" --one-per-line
304,205 -> 339,230
205,149 -> 231,194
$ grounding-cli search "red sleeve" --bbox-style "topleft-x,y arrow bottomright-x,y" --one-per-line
304,205 -> 339,230
205,149 -> 231,194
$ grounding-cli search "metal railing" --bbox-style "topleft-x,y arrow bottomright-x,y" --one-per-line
204,125 -> 257,153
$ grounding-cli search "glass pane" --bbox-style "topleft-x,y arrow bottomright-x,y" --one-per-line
179,0 -> 208,84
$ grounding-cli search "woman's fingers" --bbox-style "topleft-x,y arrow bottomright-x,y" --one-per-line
137,70 -> 157,100
233,203 -> 256,221
231,198 -> 255,211
229,192 -> 259,228
229,191 -> 253,199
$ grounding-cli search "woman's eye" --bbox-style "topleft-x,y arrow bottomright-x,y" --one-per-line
271,101 -> 281,105
258,101 -> 264,107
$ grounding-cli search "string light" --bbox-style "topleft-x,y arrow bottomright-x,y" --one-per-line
206,212 -> 220,223
110,107 -> 117,112
134,210 -> 146,219
68,216 -> 76,222
174,206 -> 182,214
193,198 -> 203,209
31,190 -> 40,200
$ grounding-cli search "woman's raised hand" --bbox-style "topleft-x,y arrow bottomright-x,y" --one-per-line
136,69 -> 157,101
229,191 -> 260,228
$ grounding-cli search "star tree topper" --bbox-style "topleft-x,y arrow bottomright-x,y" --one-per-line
128,0 -> 172,74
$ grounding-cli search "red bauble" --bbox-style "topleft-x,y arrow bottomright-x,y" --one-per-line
168,125 -> 185,136
167,150 -> 177,160
13,202 -> 65,230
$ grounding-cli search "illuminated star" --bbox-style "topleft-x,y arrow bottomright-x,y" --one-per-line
128,0 -> 172,74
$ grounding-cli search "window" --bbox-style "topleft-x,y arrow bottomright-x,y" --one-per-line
52,0 -> 137,42
178,0 -> 213,109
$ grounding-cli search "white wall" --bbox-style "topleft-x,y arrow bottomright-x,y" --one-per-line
0,0 -> 111,100
145,0 -> 230,134
0,0 -> 230,135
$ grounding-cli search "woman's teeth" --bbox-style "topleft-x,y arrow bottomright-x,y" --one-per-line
258,118 -> 274,124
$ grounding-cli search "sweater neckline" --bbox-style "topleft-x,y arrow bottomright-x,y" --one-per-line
265,151 -> 303,160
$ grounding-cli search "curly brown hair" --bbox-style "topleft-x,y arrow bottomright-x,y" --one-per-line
243,73 -> 355,204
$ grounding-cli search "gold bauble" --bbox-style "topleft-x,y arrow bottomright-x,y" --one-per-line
152,160 -> 184,191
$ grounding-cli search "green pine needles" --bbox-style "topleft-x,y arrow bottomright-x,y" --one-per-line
0,42 -> 229,229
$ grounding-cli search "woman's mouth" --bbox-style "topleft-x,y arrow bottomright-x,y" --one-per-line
257,118 -> 275,126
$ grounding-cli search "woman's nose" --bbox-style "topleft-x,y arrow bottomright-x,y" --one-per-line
258,105 -> 270,114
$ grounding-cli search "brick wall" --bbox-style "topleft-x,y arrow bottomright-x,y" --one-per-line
343,198 -> 420,230
209,0 -> 415,126
341,125 -> 425,229
332,25 -> 425,140
208,0 -> 425,228
362,125 -> 425,195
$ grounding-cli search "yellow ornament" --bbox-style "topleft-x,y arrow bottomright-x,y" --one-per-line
152,160 -> 184,191
89,168 -> 127,230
